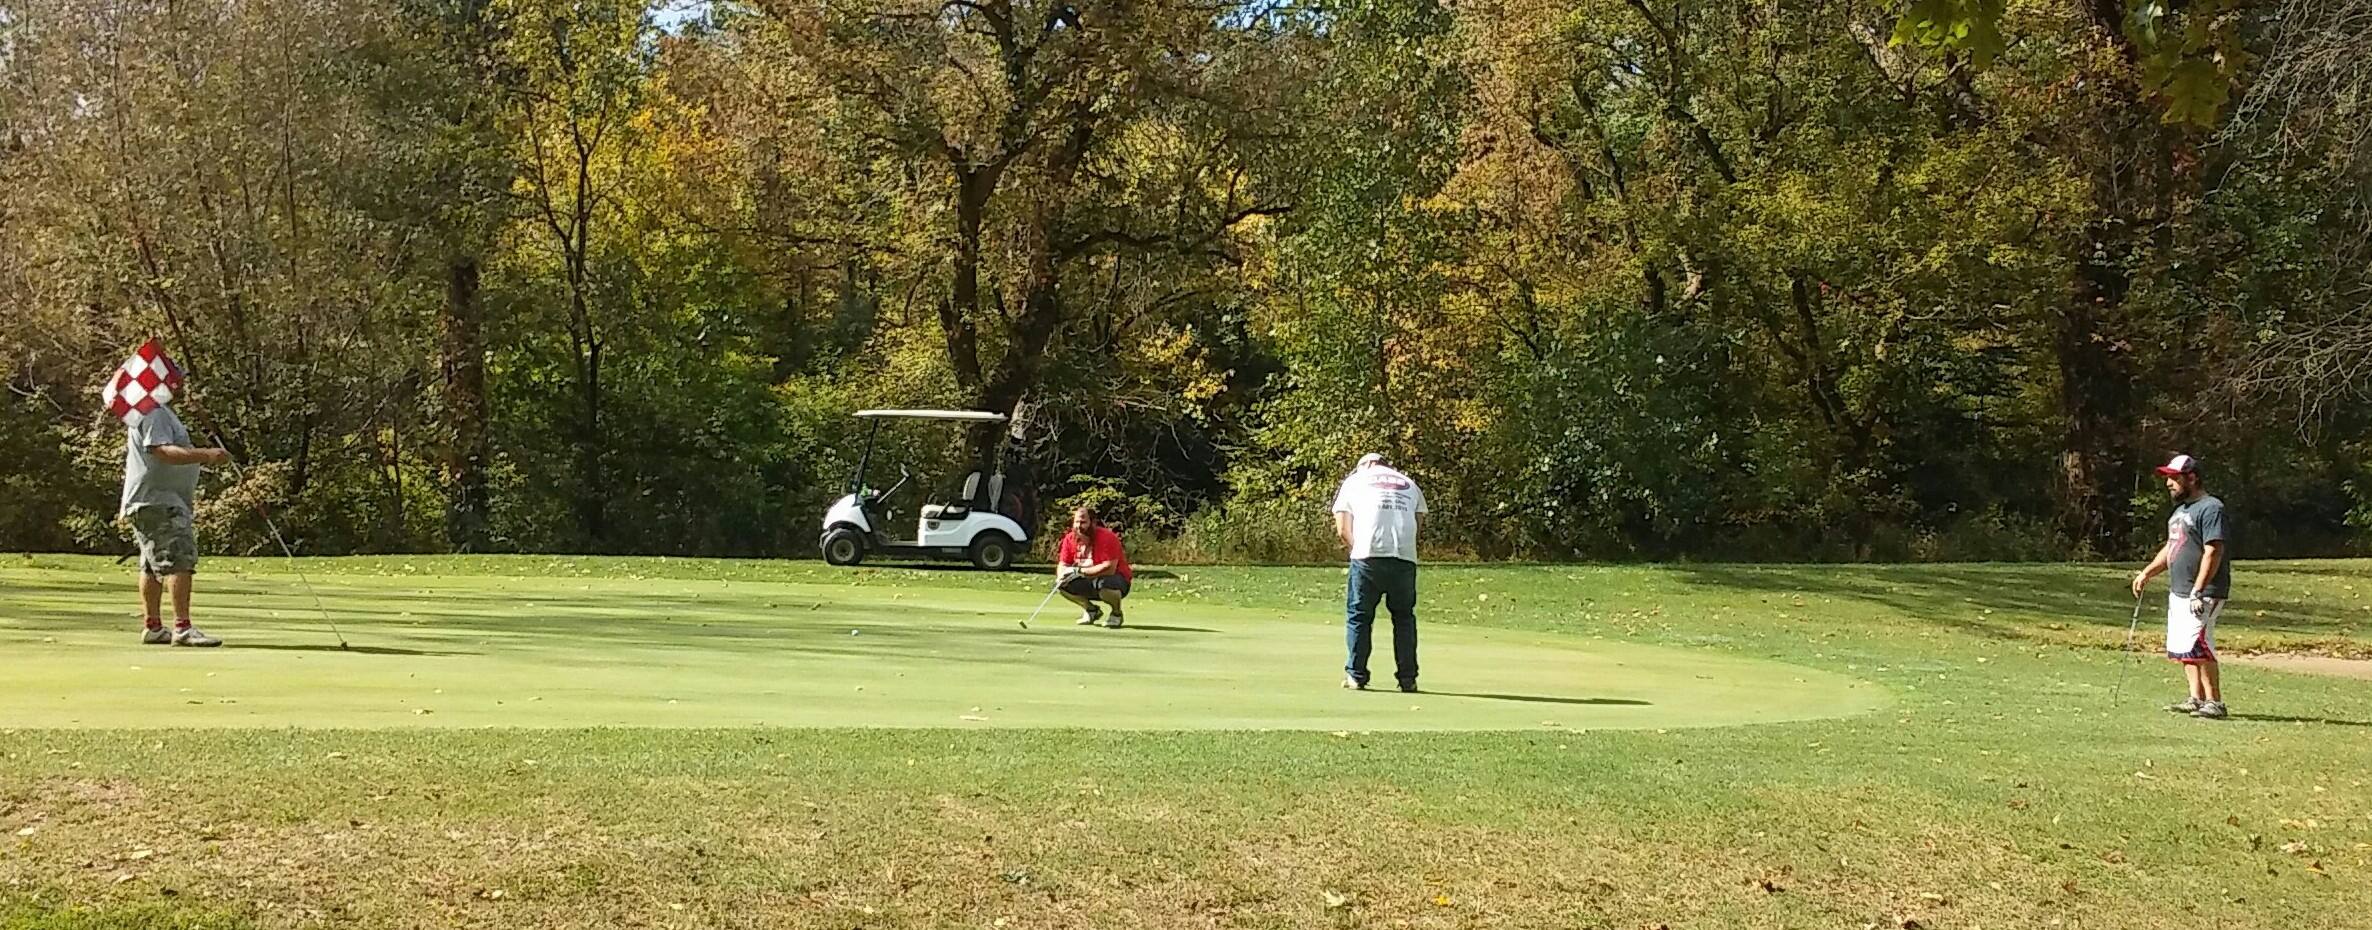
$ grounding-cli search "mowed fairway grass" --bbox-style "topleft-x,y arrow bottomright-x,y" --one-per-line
2,555 -> 2369,929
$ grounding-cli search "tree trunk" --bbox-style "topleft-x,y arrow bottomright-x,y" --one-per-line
440,255 -> 490,551
2055,248 -> 2139,557
945,167 -> 992,390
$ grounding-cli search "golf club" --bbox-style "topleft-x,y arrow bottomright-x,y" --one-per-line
2108,591 -> 2144,707
1019,574 -> 1066,629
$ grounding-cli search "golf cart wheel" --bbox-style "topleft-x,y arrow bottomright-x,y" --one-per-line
968,532 -> 1015,572
822,528 -> 866,566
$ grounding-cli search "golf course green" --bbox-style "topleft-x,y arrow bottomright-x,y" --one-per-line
1,557 -> 1876,730
4,554 -> 2369,929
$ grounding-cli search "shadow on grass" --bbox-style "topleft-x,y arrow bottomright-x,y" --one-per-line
2229,713 -> 2372,728
234,643 -> 478,657
1110,624 -> 1219,634
1428,691 -> 1652,707
1672,563 -> 2363,643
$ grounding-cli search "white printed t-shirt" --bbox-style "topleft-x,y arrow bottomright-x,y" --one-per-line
1332,465 -> 1427,562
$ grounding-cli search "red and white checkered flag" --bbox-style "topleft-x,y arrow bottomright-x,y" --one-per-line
101,338 -> 186,425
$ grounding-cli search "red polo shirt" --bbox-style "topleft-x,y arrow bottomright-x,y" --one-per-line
1057,526 -> 1132,581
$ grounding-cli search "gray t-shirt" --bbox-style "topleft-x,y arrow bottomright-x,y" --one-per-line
2167,494 -> 2231,598
120,406 -> 201,517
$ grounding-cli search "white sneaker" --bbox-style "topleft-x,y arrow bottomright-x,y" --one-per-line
1075,606 -> 1102,625
172,627 -> 222,647
141,627 -> 172,645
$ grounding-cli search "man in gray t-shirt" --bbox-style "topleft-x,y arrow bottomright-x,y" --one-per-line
2130,454 -> 2232,719
121,405 -> 231,647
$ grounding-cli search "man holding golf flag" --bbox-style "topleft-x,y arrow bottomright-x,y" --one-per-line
2130,453 -> 2232,719
106,339 -> 230,647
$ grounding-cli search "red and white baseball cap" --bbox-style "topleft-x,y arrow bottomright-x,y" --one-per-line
2154,454 -> 2200,476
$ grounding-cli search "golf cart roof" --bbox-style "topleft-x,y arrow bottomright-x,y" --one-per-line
854,408 -> 1008,423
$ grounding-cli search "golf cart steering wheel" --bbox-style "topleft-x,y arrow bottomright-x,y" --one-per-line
880,465 -> 913,501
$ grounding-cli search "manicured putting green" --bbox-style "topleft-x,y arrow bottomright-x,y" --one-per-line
0,562 -> 1881,730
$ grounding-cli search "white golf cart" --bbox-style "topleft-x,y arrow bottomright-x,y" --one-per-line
818,409 -> 1033,571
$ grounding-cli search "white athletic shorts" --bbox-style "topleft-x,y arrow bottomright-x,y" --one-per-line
2165,592 -> 2224,664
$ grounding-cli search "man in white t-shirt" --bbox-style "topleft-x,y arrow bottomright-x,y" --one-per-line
1331,452 -> 1427,692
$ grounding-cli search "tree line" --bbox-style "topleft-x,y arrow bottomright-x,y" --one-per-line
3,0 -> 2368,562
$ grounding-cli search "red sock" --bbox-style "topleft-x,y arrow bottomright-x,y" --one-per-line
144,617 -> 164,631
174,618 -> 191,631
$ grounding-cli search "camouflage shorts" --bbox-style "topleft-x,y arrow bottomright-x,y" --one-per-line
127,504 -> 199,577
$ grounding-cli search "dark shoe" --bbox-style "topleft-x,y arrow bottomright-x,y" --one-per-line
1398,681 -> 1420,694
2165,698 -> 2201,714
2191,701 -> 2228,720
1341,676 -> 1366,690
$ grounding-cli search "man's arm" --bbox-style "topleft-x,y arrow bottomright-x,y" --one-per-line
2131,542 -> 2173,596
149,444 -> 229,466
2191,541 -> 2225,600
1335,511 -> 1353,548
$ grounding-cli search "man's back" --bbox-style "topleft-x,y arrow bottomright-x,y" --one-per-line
1333,465 -> 1426,562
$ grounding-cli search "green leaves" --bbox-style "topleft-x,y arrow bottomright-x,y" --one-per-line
2130,0 -> 2252,129
1889,0 -> 2007,69
1890,0 -> 2252,128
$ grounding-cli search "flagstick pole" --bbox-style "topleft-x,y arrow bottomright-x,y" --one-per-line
205,442 -> 351,651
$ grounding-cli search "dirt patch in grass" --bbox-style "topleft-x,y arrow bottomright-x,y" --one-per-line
2230,653 -> 2372,681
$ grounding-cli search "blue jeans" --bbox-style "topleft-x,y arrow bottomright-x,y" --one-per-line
1345,557 -> 1418,687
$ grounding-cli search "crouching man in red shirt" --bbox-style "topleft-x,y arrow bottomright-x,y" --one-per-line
1055,505 -> 1133,628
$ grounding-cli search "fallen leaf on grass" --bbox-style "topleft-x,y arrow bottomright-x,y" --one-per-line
959,715 -> 989,722
1321,890 -> 1352,910
14,827 -> 35,837
1432,894 -> 1452,907
2280,841 -> 2310,855
128,849 -> 153,860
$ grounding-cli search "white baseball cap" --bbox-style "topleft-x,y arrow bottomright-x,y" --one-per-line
2154,454 -> 2200,476
1356,452 -> 1384,468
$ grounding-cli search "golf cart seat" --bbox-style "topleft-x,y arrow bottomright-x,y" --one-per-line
921,473 -> 984,521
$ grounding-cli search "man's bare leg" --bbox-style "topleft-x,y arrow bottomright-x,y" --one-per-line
2201,660 -> 2221,703
139,571 -> 164,626
167,571 -> 194,626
